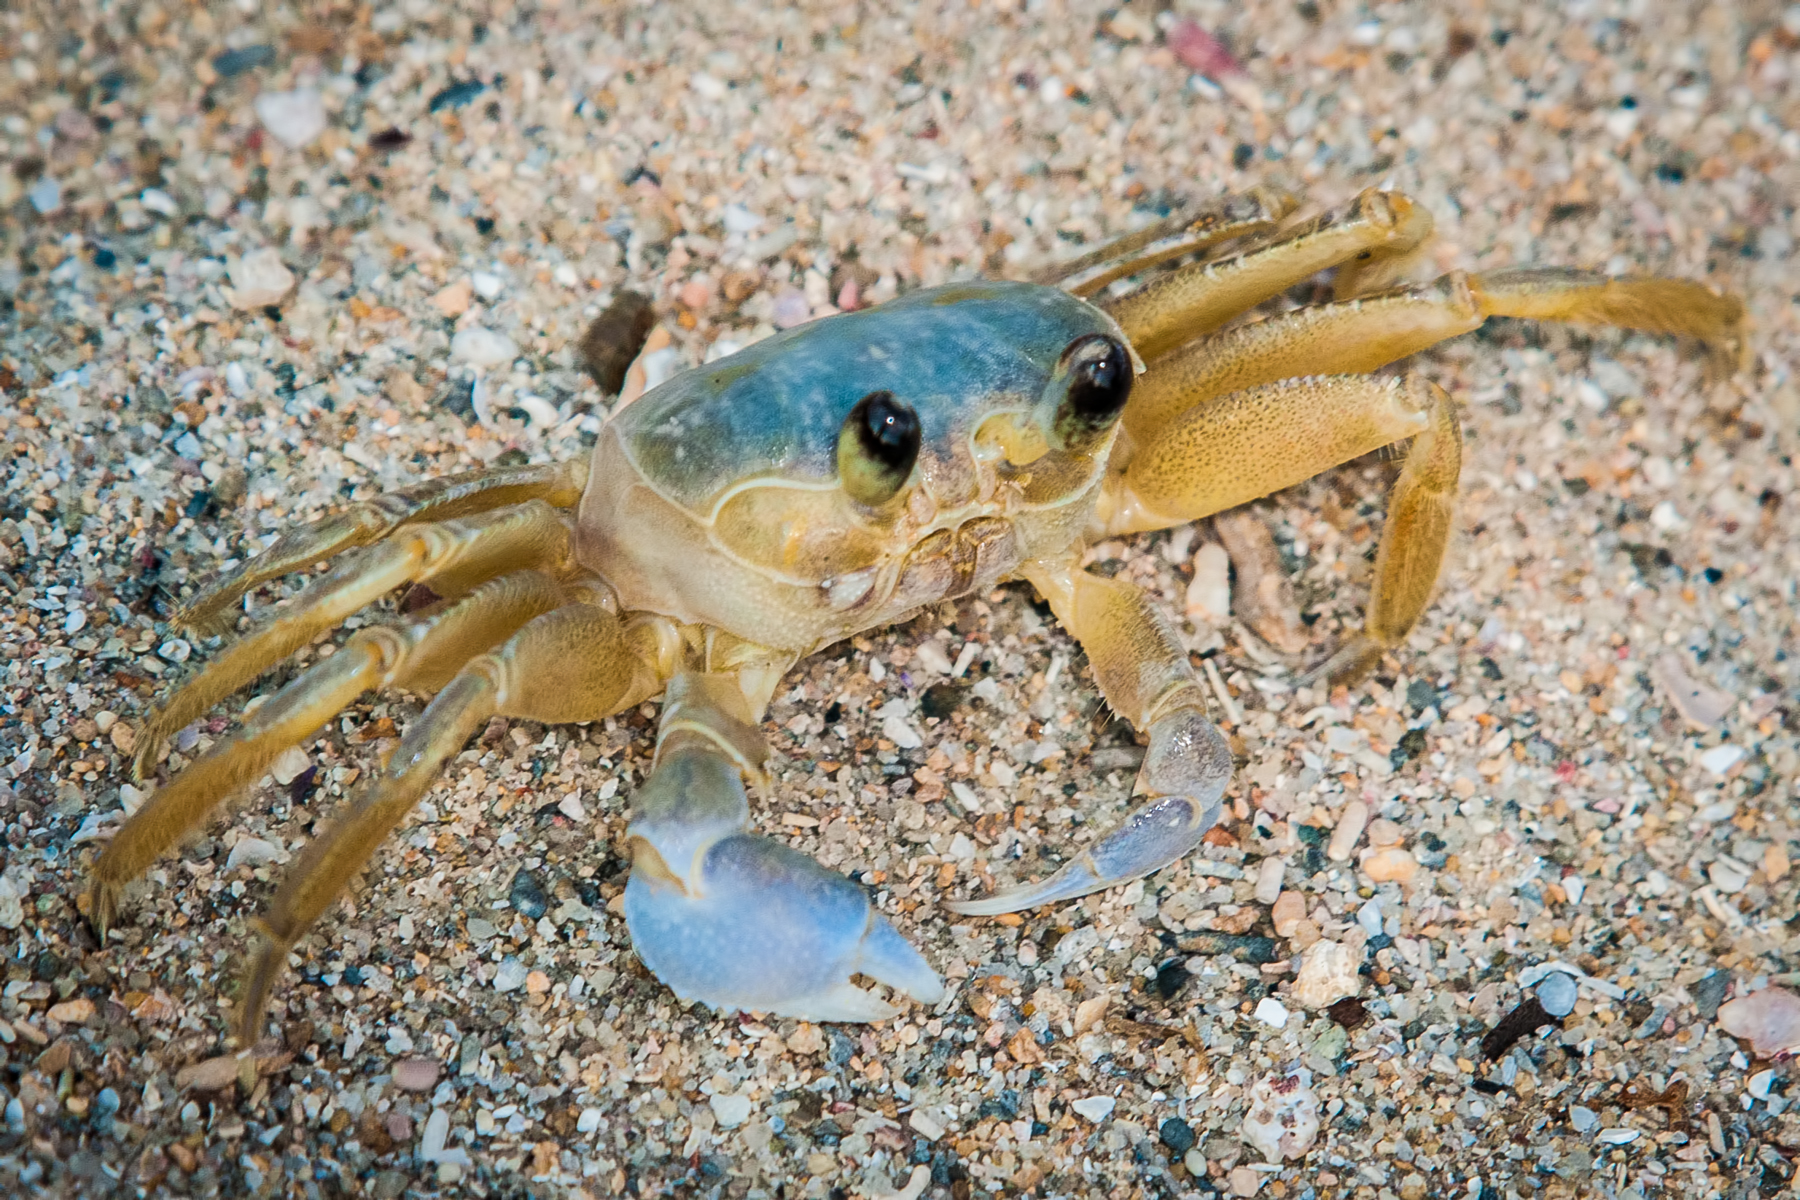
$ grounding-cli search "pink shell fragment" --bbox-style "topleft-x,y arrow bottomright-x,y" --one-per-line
1717,986 -> 1800,1057
1167,20 -> 1242,77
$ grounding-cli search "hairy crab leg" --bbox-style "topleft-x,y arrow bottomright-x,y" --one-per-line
623,672 -> 944,1023
1101,188 -> 1436,361
237,598 -> 661,1045
136,500 -> 573,778
179,458 -> 588,637
89,571 -> 565,937
951,565 -> 1233,916
1037,187 -> 1298,297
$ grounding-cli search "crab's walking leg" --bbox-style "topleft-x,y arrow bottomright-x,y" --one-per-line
1037,187 -> 1298,297
136,500 -> 572,778
236,599 -> 659,1044
1103,188 -> 1435,361
1120,269 -> 1745,441
623,672 -> 944,1022
90,571 -> 564,936
180,459 -> 588,636
951,565 -> 1233,916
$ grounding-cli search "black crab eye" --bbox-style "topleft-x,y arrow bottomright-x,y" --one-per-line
1050,334 -> 1133,449
837,389 -> 921,507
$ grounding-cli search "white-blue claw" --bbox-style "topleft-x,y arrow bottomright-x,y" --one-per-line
949,706 -> 1231,917
624,745 -> 945,1022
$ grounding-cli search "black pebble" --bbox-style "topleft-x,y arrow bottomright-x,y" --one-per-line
92,247 -> 116,269
577,291 -> 655,394
437,376 -> 476,420
428,79 -> 488,113
509,868 -> 549,920
1154,958 -> 1190,999
1693,970 -> 1730,1020
827,1030 -> 856,1066
369,127 -> 412,150
342,965 -> 365,986
1159,1116 -> 1196,1155
1405,678 -> 1437,712
212,45 -> 275,78
920,682 -> 964,720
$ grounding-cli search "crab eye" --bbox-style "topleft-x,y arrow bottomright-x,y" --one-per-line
1049,334 -> 1133,450
838,389 -> 921,507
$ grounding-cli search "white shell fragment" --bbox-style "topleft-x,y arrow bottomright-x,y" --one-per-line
254,88 -> 328,149
1070,1095 -> 1116,1123
709,1092 -> 753,1129
1241,1069 -> 1320,1161
1718,986 -> 1800,1057
1185,541 -> 1231,624
451,327 -> 519,367
1292,940 -> 1360,1009
225,248 -> 296,309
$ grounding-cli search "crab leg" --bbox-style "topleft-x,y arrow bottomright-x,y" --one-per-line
1102,188 -> 1436,361
623,672 -> 944,1022
136,500 -> 573,778
179,459 -> 588,636
237,598 -> 659,1043
90,571 -> 564,936
951,565 -> 1233,916
1038,186 -> 1298,297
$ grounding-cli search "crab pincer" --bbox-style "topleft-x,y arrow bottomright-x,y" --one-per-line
623,674 -> 944,1021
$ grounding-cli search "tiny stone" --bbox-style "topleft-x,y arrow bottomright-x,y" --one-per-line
226,248 -> 295,309
710,1092 -> 753,1129
225,836 -> 279,869
1291,940 -> 1360,1009
491,958 -> 528,993
1327,800 -> 1369,862
1693,971 -> 1731,1019
1569,1105 -> 1598,1132
1699,743 -> 1745,775
1185,541 -> 1231,624
29,176 -> 62,214
451,327 -> 518,367
772,288 -> 811,328
1535,971 -> 1578,1018
1228,1164 -> 1262,1196
524,970 -> 551,996
508,869 -> 549,919
1365,818 -> 1403,846
577,1108 -> 603,1134
269,746 -> 310,787
393,1059 -> 440,1093
432,279 -> 472,317
471,271 -> 505,300
1070,1095 -> 1115,1122
1271,891 -> 1305,938
1253,997 -> 1289,1029
1361,846 -> 1417,884
254,88 -> 328,149
1253,856 -> 1285,905
1160,1116 -> 1196,1155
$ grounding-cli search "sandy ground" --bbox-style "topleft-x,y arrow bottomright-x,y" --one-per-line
2,0 -> 1799,1197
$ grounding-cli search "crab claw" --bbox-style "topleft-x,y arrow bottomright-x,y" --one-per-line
623,747 -> 944,1022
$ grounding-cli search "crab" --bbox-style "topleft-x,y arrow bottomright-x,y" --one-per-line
87,185 -> 1744,1039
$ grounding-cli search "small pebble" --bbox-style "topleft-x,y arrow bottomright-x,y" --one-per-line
1535,971 -> 1578,1018
1228,1164 -> 1262,1197
1253,856 -> 1285,905
1253,997 -> 1288,1029
1569,1105 -> 1598,1132
491,958 -> 528,993
1699,744 -> 1745,775
212,45 -> 274,77
269,746 -> 311,787
1270,891 -> 1305,938
1159,1116 -> 1196,1155
225,836 -> 279,869
710,1092 -> 753,1128
28,176 -> 61,215
1326,800 -> 1369,862
432,279 -> 472,317
1361,846 -> 1417,884
1693,970 -> 1731,1019
1748,1068 -> 1777,1100
451,327 -> 518,367
393,1059 -> 440,1093
471,271 -> 505,300
254,88 -> 328,149
226,248 -> 295,309
1070,1096 -> 1115,1123
1185,542 -> 1231,624
1291,940 -> 1360,1009
509,869 -> 549,919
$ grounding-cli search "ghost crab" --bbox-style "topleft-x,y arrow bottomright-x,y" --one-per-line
89,186 -> 1744,1038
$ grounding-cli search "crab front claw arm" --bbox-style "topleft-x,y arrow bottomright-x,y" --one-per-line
951,562 -> 1234,917
623,675 -> 944,1022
